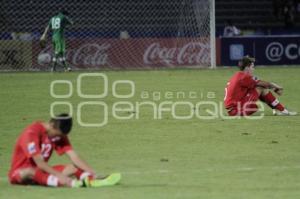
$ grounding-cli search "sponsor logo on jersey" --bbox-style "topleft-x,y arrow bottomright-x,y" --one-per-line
27,142 -> 37,154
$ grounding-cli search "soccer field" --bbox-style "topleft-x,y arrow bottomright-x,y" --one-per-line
0,67 -> 300,199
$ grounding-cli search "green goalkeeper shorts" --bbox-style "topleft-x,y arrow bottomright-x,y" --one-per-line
52,38 -> 66,55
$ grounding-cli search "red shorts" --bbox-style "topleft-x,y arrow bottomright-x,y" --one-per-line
9,165 -> 66,184
227,89 -> 260,116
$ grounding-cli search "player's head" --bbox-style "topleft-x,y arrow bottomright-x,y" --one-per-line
49,113 -> 72,136
60,9 -> 70,16
238,55 -> 255,71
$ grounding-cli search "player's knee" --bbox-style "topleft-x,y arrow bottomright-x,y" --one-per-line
63,164 -> 77,175
19,168 -> 36,180
256,87 -> 263,94
256,87 -> 269,96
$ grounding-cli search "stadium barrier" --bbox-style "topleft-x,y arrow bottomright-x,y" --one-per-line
34,38 -> 212,70
0,40 -> 32,70
220,36 -> 300,66
1,0 -> 215,71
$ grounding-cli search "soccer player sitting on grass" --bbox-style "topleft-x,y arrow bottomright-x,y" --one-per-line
8,113 -> 121,188
40,10 -> 72,72
224,55 -> 297,116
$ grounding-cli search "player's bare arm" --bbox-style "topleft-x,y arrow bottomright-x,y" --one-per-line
40,25 -> 49,40
66,150 -> 96,176
257,80 -> 283,95
39,25 -> 49,49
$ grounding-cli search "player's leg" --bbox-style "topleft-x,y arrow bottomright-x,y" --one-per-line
53,164 -> 77,176
226,88 -> 259,116
52,164 -> 121,187
60,39 -> 71,72
257,87 -> 284,110
55,164 -> 121,187
9,168 -> 35,184
240,88 -> 260,116
51,39 -> 60,72
10,168 -> 54,186
52,164 -> 94,180
10,167 -> 81,187
257,87 -> 297,115
227,107 -> 238,116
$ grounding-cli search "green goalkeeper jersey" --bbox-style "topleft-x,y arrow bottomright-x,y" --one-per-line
49,13 -> 73,41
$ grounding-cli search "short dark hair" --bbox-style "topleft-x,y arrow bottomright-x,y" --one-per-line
238,55 -> 255,71
60,10 -> 70,16
50,113 -> 72,135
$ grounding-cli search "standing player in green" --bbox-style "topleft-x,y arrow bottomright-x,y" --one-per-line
40,10 -> 73,72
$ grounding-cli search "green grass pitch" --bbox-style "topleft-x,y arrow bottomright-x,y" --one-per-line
0,67 -> 300,199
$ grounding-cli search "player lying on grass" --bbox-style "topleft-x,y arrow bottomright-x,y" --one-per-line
40,10 -> 73,72
8,113 -> 121,188
224,55 -> 297,116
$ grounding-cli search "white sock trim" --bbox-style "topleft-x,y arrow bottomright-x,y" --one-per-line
47,175 -> 58,187
79,172 -> 92,180
271,99 -> 279,107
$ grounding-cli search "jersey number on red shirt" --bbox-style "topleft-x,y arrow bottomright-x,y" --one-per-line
41,144 -> 52,158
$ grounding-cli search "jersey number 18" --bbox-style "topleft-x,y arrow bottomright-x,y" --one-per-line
51,18 -> 61,29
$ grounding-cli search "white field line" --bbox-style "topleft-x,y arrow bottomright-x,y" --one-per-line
1,165 -> 300,181
122,165 -> 300,175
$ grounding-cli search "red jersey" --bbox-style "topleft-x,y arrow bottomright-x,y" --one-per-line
8,122 -> 72,178
224,71 -> 260,108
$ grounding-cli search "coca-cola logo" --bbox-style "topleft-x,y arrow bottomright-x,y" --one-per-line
143,42 -> 210,66
38,43 -> 110,67
70,43 -> 110,67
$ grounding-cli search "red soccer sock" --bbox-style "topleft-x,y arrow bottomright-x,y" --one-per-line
33,169 -> 61,187
74,168 -> 94,180
260,91 -> 285,111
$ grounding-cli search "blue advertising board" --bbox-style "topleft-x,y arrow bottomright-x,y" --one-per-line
221,36 -> 300,66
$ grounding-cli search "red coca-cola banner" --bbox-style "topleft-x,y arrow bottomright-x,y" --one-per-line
33,38 -> 213,69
